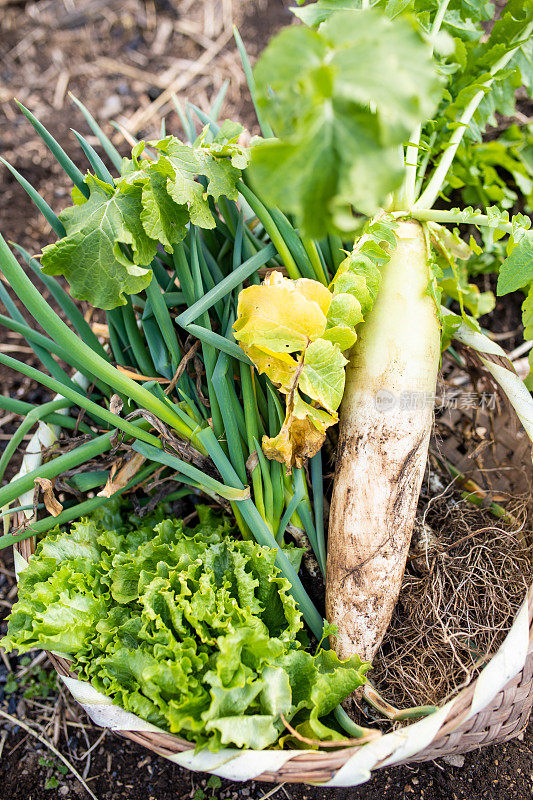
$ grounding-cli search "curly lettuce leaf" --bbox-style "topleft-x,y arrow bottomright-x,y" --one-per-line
3,503 -> 368,752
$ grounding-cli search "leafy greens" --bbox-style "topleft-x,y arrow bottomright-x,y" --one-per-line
2,503 -> 368,750
251,8 -> 443,237
250,0 -> 533,382
40,123 -> 248,309
233,216 -> 390,468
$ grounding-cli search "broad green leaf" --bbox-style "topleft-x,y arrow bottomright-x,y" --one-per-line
332,271 -> 375,314
322,324 -> 357,350
322,11 -> 441,125
157,135 -> 242,202
41,175 -> 154,309
251,131 -> 341,238
117,184 -> 161,265
440,276 -> 495,316
291,1 -> 360,27
139,169 -> 189,251
447,127 -> 533,211
299,339 -> 347,413
327,292 -> 363,328
154,148 -> 217,229
522,285 -> 533,389
260,665 -> 293,715
198,120 -> 249,169
293,0 -> 496,32
497,231 -> 533,295
166,170 -> 214,229
331,251 -> 382,315
251,8 -> 443,236
523,284 -> 533,341
441,311 -> 463,351
428,220 -> 495,318
39,131 -> 249,309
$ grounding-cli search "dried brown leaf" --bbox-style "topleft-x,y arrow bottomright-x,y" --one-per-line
97,452 -> 146,498
109,394 -> 124,415
34,477 -> 63,517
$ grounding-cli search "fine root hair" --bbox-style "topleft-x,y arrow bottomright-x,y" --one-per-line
370,478 -> 532,709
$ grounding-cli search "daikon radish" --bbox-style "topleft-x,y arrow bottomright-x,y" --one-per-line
326,220 -> 440,662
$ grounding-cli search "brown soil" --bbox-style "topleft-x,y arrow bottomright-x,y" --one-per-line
0,726 -> 532,800
0,2 -> 531,799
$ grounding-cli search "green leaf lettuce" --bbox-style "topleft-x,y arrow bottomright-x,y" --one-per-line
3,502 -> 368,751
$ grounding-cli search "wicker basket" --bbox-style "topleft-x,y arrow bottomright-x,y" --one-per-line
12,535 -> 533,786
8,319 -> 533,786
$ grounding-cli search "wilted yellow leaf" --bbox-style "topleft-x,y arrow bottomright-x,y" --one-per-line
244,344 -> 299,393
234,271 -> 329,353
262,393 -> 338,469
292,277 -> 332,315
234,270 -> 363,468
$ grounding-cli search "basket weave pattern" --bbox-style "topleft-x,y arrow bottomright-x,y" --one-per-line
29,562 -> 532,784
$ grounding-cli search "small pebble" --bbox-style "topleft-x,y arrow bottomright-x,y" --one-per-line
443,754 -> 465,768
100,94 -> 121,119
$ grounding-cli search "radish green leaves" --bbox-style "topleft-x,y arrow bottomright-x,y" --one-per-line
40,174 -> 155,310
40,124 -> 248,309
250,9 -> 443,237
497,230 -> 533,296
234,242 -> 384,468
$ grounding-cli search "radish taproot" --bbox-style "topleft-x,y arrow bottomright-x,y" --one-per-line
326,221 -> 441,662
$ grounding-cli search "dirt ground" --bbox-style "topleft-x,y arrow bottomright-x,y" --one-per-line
0,1 -> 532,799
